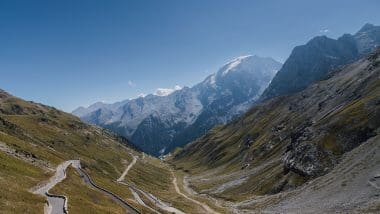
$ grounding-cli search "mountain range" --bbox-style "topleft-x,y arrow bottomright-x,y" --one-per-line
0,88 -> 220,213
172,47 -> 380,213
74,23 -> 380,157
1,23 -> 380,213
73,55 -> 282,156
1,46 -> 379,214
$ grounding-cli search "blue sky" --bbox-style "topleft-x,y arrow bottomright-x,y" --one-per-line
1,0 -> 379,112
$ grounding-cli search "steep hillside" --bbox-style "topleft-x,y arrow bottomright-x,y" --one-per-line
0,90 -> 218,214
171,49 -> 380,212
261,23 -> 380,101
74,55 -> 282,156
0,90 -> 153,213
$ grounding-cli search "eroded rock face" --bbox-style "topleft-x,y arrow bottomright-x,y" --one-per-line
283,141 -> 331,177
173,48 -> 380,199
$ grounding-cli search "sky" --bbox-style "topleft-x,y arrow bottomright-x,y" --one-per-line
0,0 -> 379,112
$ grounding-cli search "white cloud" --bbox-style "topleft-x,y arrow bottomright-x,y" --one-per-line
319,29 -> 330,33
128,80 -> 136,87
154,85 -> 182,96
137,93 -> 146,97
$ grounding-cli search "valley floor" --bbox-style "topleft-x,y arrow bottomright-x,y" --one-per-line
1,131 -> 379,214
170,133 -> 380,214
2,133 -> 380,214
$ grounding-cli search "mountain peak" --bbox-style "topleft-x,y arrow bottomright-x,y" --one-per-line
72,101 -> 108,117
354,23 -> 380,54
89,101 -> 107,108
307,35 -> 333,45
358,23 -> 376,33
74,54 -> 281,156
220,55 -> 253,76
218,55 -> 281,77
261,23 -> 380,101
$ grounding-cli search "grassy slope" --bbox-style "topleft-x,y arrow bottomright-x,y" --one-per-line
50,167 -> 125,214
0,90 -> 212,213
0,92 -> 147,212
0,151 -> 49,213
172,50 -> 380,202
126,154 -> 207,213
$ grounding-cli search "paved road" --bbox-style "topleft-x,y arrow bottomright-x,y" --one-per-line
47,197 -> 65,214
33,160 -> 140,214
33,160 -> 80,214
77,167 -> 140,214
33,160 -> 80,195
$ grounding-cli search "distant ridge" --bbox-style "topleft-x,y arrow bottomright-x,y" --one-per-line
261,23 -> 380,101
73,55 -> 282,156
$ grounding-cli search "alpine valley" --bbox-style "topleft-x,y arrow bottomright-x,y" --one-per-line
1,22 -> 379,214
75,23 -> 380,157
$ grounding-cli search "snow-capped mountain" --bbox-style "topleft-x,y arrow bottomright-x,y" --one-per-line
73,55 -> 282,156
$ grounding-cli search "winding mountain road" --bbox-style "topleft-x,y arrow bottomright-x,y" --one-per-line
32,160 -> 140,214
116,154 -> 185,214
32,160 -> 80,214
32,155 -> 218,214
129,187 -> 159,214
171,170 -> 220,214
76,167 -> 139,214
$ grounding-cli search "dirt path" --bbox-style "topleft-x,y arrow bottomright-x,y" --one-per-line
116,154 -> 185,214
116,154 -> 159,213
119,181 -> 184,214
170,170 -> 220,214
117,154 -> 137,182
129,187 -> 159,214
115,153 -> 215,213
133,186 -> 185,214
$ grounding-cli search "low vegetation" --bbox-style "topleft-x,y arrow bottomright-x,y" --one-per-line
172,50 -> 380,208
